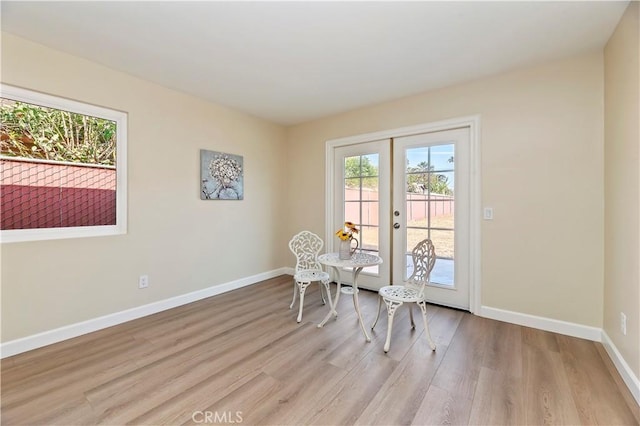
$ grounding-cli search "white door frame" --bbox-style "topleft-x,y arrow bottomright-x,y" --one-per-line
325,115 -> 482,314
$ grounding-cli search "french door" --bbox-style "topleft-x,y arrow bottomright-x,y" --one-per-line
330,126 -> 472,310
392,128 -> 471,309
333,139 -> 391,290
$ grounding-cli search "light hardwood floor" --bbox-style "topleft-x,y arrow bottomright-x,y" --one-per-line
2,275 -> 638,425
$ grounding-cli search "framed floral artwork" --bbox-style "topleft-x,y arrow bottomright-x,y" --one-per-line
200,150 -> 244,200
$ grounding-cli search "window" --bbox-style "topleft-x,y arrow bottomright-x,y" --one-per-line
0,84 -> 127,243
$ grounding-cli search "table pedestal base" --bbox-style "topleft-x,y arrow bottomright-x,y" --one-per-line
317,265 -> 371,342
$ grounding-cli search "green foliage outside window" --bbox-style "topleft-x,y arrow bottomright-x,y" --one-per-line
344,156 -> 378,189
343,156 -> 452,194
407,161 -> 453,195
0,99 -> 116,166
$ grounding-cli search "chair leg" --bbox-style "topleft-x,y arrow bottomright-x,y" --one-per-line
289,279 -> 298,309
383,299 -> 402,353
320,283 -> 327,305
409,304 -> 416,329
297,282 -> 310,323
418,300 -> 436,351
371,295 -> 382,330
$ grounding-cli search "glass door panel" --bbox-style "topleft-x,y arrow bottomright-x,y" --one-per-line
344,154 -> 380,274
404,143 -> 455,285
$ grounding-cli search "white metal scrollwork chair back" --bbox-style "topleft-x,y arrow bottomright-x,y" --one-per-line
288,231 -> 333,323
371,238 -> 437,353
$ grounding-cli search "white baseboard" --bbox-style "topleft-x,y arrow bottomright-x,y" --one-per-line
480,305 -> 640,406
0,268 -> 289,359
602,330 -> 640,406
479,305 -> 602,341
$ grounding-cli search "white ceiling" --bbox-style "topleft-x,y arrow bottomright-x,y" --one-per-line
1,1 -> 629,125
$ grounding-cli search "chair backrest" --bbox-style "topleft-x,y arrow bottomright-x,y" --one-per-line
289,231 -> 324,272
406,238 -> 437,298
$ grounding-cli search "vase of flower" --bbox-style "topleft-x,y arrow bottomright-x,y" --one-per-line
339,237 -> 359,260
336,221 -> 359,260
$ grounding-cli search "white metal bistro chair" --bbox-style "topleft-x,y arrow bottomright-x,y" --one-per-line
288,231 -> 333,323
371,238 -> 437,353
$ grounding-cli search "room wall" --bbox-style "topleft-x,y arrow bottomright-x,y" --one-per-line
286,52 -> 605,328
0,33 -> 289,342
604,1 -> 640,380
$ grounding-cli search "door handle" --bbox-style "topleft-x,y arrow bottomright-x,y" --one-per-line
393,223 -> 400,229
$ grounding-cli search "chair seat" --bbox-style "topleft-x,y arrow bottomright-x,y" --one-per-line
294,269 -> 330,283
379,285 -> 422,303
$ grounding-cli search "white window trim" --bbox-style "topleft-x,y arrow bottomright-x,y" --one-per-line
0,84 -> 127,243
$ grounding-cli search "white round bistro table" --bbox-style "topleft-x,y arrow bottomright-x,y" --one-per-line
317,252 -> 383,342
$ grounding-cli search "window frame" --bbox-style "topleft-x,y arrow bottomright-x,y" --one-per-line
0,84 -> 127,243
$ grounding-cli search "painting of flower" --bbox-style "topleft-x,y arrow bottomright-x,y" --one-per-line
200,150 -> 244,200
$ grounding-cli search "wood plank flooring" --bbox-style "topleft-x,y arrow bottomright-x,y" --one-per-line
2,275 -> 638,425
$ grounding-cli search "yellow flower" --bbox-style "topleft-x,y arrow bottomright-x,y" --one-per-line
336,231 -> 351,241
336,222 -> 359,241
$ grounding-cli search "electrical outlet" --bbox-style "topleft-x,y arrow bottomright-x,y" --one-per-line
620,312 -> 627,336
139,275 -> 149,289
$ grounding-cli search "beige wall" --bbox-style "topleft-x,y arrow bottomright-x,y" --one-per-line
287,52 -> 605,327
0,33 -> 289,342
0,22 -> 626,363
604,2 -> 640,380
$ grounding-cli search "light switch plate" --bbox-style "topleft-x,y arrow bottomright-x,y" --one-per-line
483,207 -> 494,220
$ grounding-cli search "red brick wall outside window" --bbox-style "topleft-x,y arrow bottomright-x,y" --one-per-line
0,158 -> 116,230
